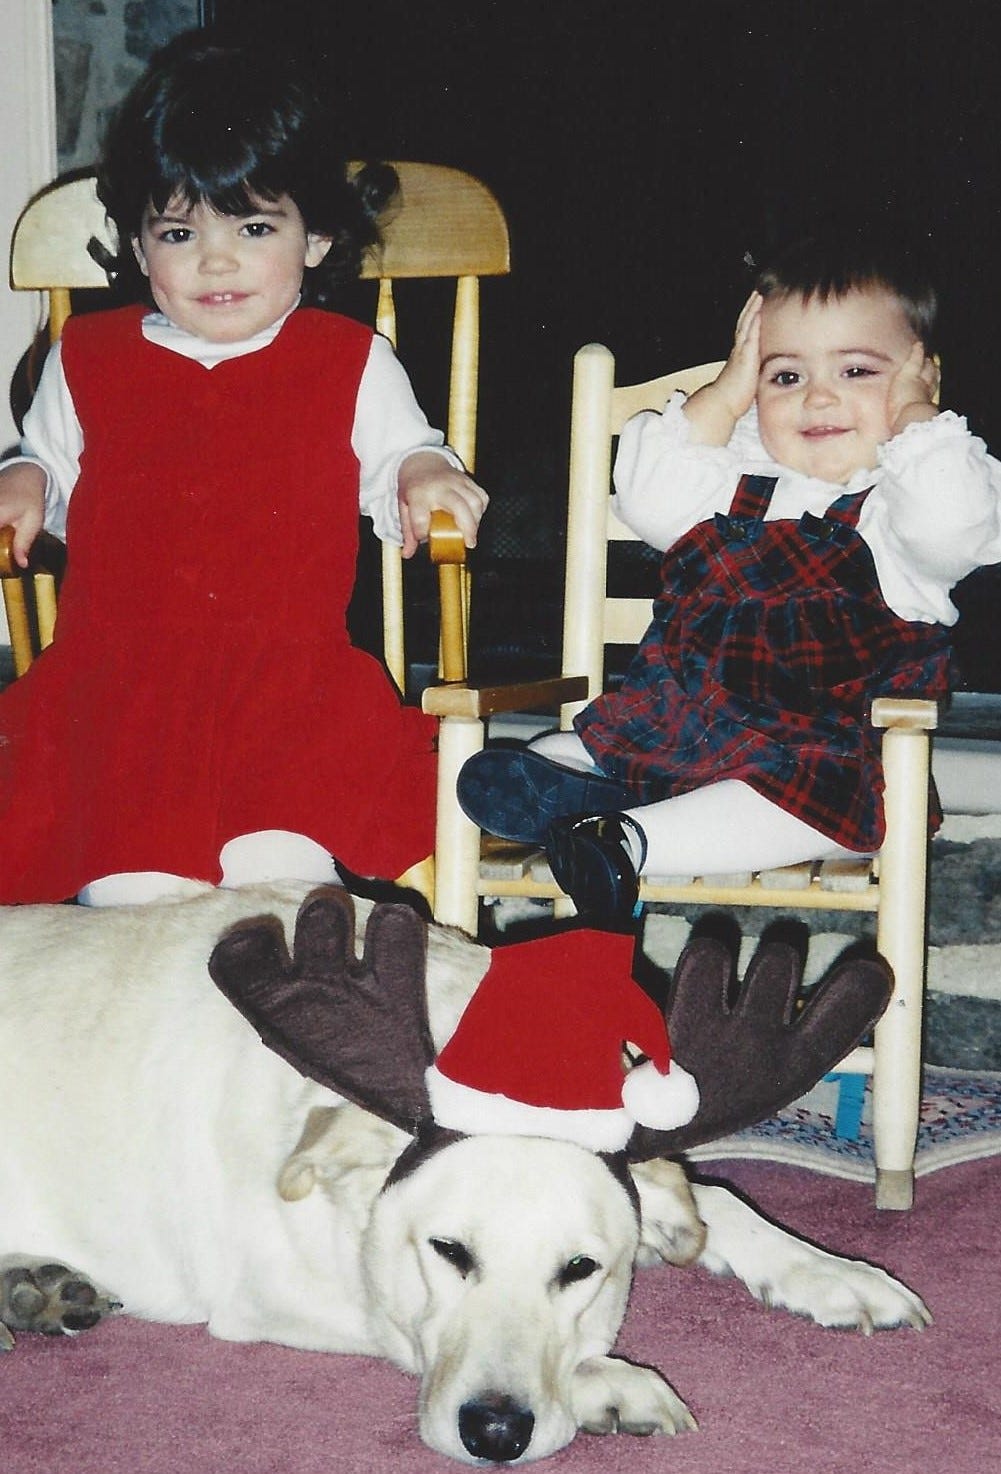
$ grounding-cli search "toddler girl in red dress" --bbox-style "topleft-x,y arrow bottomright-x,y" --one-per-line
0,31 -> 486,905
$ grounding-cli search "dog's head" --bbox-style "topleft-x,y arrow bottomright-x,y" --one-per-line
270,1099 -> 654,1464
365,1131 -> 640,1462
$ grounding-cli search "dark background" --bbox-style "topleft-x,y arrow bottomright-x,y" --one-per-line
205,0 -> 1001,692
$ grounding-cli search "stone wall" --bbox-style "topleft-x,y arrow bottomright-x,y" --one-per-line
52,0 -> 199,172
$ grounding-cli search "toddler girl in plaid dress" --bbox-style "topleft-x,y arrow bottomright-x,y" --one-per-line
458,234 -> 1001,921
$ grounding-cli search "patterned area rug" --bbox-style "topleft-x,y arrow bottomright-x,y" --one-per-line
688,1067 -> 1001,1181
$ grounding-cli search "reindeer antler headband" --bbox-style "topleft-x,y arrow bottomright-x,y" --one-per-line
208,888 -> 892,1167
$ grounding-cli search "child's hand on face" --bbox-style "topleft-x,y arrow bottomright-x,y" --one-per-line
887,341 -> 940,436
396,451 -> 489,558
714,290 -> 764,419
683,292 -> 762,446
0,463 -> 46,568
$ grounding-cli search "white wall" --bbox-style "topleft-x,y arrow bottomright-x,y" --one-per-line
0,0 -> 57,455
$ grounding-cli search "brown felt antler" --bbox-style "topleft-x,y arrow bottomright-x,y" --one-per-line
208,892 -> 893,1163
208,887 -> 435,1134
624,934 -> 893,1160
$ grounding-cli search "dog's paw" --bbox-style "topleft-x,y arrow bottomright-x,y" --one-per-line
693,1182 -> 930,1334
752,1253 -> 931,1333
571,1355 -> 697,1437
0,1260 -> 122,1344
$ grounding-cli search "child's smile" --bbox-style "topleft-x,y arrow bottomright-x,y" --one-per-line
755,287 -> 918,483
132,194 -> 331,344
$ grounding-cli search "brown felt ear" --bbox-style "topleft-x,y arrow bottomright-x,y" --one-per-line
625,936 -> 893,1161
208,888 -> 436,1134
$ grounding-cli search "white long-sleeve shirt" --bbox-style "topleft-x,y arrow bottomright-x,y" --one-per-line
613,393 -> 1001,626
16,305 -> 460,545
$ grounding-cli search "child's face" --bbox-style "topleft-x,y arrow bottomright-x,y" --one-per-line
755,286 -> 918,482
132,194 -> 331,342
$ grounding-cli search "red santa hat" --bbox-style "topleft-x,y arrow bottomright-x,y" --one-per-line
426,929 -> 699,1153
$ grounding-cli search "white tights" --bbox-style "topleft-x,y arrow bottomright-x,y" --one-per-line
77,830 -> 340,907
529,730 -> 866,876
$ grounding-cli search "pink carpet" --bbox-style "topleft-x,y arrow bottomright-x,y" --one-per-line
2,1158 -> 997,1473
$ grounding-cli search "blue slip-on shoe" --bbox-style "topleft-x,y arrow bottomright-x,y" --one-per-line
456,747 -> 637,845
545,812 -> 648,924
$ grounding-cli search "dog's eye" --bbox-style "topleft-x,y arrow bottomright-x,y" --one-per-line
429,1237 -> 476,1278
558,1254 -> 600,1288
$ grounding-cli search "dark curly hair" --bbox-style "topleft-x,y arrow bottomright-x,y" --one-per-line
97,29 -> 397,308
754,228 -> 938,353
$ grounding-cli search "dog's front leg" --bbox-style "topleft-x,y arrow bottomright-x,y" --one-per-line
630,1156 -> 707,1267
571,1354 -> 697,1437
690,1183 -> 930,1332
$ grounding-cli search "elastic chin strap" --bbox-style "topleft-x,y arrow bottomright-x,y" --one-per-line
380,1121 -> 465,1192
599,1150 -> 641,1219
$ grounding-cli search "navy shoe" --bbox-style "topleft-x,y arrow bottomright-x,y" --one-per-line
456,747 -> 636,845
545,812 -> 648,923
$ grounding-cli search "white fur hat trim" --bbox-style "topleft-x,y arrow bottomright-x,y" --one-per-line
426,1065 -> 635,1152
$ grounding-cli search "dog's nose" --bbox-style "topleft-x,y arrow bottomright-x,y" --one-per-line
458,1393 -> 535,1461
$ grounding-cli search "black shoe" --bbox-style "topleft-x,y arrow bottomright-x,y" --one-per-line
545,812 -> 648,924
456,747 -> 636,845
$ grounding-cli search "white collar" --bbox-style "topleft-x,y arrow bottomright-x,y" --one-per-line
140,299 -> 299,368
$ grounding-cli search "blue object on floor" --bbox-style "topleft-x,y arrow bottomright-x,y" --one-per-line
825,1070 -> 867,1140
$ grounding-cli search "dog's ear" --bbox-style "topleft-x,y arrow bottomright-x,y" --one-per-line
625,933 -> 893,1160
208,887 -> 435,1134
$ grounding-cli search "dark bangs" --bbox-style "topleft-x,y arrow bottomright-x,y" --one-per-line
755,231 -> 939,352
147,63 -> 324,220
101,40 -> 324,238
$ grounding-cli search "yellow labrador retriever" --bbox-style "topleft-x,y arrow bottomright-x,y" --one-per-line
0,884 -> 927,1464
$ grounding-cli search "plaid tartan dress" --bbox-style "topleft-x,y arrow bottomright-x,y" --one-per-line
575,474 -> 952,851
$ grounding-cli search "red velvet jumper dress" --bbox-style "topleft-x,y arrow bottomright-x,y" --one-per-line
0,305 -> 438,902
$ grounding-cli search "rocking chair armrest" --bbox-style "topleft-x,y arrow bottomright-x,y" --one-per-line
427,511 -> 468,684
870,697 -> 939,732
424,689 -> 941,729
0,526 -> 67,580
422,673 -> 590,720
427,509 -> 468,566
